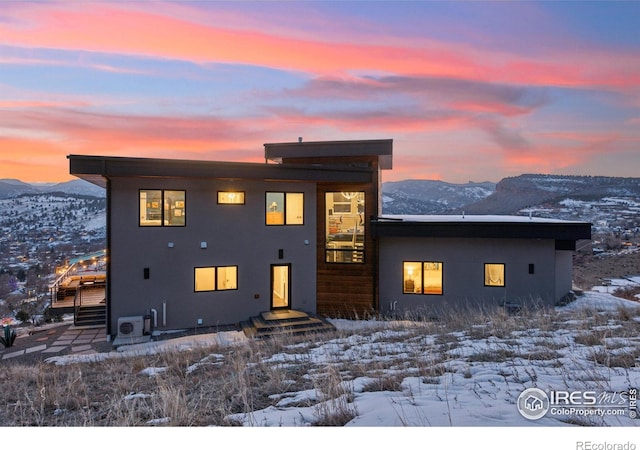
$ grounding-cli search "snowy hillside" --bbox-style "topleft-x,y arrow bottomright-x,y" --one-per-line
382,179 -> 495,214
37,285 -> 640,435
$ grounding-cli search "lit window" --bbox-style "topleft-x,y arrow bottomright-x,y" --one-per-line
403,261 -> 443,295
403,262 -> 422,294
266,192 -> 304,225
218,191 -> 245,205
140,189 -> 185,227
325,192 -> 365,263
195,267 -> 215,292
423,262 -> 443,295
139,190 -> 162,226
485,263 -> 505,287
195,266 -> 238,292
217,266 -> 238,290
165,190 -> 185,226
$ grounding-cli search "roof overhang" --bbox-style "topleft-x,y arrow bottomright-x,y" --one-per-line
372,215 -> 592,241
264,139 -> 393,169
68,154 -> 375,188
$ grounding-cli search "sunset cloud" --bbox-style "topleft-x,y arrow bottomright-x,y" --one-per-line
0,1 -> 638,183
2,3 -> 638,89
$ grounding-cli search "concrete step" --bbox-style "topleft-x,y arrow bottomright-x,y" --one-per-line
242,310 -> 335,339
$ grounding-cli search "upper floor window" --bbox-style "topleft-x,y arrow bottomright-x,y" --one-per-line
326,192 -> 365,263
485,263 -> 505,287
266,192 -> 304,225
218,191 -> 245,205
139,190 -> 185,227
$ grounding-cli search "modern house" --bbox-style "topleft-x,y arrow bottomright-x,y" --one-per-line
68,139 -> 591,341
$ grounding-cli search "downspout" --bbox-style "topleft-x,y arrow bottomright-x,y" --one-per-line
105,177 -> 112,340
372,163 -> 380,315
372,217 -> 379,314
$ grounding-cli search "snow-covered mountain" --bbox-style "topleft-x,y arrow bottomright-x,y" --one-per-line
462,174 -> 640,215
0,178 -> 105,199
383,174 -> 640,219
382,179 -> 495,215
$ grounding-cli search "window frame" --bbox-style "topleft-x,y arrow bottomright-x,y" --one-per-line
402,261 -> 444,295
217,191 -> 245,205
139,189 -> 186,227
194,267 -> 216,292
484,263 -> 506,287
194,265 -> 239,293
216,265 -> 238,291
265,192 -> 304,226
325,191 -> 365,264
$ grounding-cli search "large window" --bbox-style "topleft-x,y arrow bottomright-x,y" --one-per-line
403,261 -> 443,295
266,192 -> 304,225
139,189 -> 185,227
484,263 -> 505,287
194,266 -> 238,292
325,192 -> 365,263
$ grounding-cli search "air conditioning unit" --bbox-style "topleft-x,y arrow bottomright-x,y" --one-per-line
117,316 -> 145,338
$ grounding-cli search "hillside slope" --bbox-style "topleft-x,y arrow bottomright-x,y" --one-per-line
458,174 -> 640,215
382,179 -> 495,214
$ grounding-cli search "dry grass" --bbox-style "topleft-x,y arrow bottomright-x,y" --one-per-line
1,302 -> 639,426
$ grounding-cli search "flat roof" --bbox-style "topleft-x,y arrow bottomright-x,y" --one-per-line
372,214 -> 592,241
68,154 -> 376,188
264,139 -> 393,169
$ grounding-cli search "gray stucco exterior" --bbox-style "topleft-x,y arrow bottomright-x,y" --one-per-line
109,176 -> 318,333
377,236 -> 574,317
373,215 -> 591,317
68,139 -> 592,338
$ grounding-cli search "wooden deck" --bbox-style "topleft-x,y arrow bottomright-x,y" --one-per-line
51,286 -> 106,309
51,272 -> 106,309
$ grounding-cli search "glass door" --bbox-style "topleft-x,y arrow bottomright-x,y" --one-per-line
271,264 -> 291,309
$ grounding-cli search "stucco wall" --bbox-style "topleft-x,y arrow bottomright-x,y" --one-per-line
108,177 -> 317,333
555,250 -> 574,300
378,236 -> 563,316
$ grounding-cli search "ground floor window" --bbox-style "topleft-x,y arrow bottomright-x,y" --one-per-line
195,266 -> 238,292
403,261 -> 443,295
484,263 -> 505,287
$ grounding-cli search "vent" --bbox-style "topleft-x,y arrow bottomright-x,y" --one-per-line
117,316 -> 145,338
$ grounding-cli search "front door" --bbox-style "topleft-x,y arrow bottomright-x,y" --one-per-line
271,264 -> 291,310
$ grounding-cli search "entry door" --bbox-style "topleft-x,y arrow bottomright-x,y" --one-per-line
271,264 -> 291,309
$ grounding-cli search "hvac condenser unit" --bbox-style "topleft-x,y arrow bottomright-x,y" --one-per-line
117,316 -> 145,338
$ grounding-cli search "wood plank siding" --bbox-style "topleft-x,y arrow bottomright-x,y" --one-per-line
277,155 -> 383,318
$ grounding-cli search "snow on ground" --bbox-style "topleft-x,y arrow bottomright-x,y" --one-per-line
44,284 -> 640,444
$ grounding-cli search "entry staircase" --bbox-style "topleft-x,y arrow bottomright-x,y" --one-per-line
241,310 -> 336,339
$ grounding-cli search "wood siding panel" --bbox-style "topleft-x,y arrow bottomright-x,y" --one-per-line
316,175 -> 379,319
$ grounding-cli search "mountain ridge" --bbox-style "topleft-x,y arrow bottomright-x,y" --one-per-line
382,174 -> 640,215
0,179 -> 105,199
2,174 -> 639,216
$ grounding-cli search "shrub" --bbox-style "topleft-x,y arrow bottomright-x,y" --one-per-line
15,310 -> 30,323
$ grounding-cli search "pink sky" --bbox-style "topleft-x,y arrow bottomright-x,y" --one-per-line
1,1 -> 638,183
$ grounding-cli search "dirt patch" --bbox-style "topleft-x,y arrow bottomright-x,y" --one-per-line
573,250 -> 640,291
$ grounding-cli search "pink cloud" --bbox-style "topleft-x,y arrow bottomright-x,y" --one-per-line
2,3 -> 638,90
